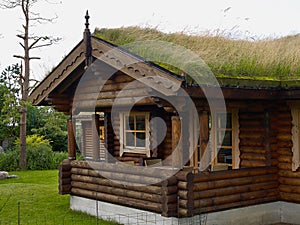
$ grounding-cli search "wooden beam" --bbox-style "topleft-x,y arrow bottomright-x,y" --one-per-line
185,86 -> 280,100
68,118 -> 76,160
92,114 -> 100,161
73,96 -> 155,109
172,116 -> 182,168
74,88 -> 150,101
198,111 -> 209,171
264,110 -> 272,166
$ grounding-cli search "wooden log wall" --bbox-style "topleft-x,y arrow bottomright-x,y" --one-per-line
276,103 -> 300,202
58,159 -> 72,195
239,101 -> 277,168
69,160 -> 178,217
72,72 -> 154,110
176,167 -> 279,217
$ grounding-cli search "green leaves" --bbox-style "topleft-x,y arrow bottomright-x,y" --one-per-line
28,105 -> 68,152
0,66 -> 21,143
0,64 -> 21,95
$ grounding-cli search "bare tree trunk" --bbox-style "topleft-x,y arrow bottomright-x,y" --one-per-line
19,108 -> 27,168
1,0 -> 59,169
19,0 -> 29,169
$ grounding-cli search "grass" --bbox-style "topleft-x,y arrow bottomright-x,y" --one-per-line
0,170 -> 118,225
94,27 -> 300,83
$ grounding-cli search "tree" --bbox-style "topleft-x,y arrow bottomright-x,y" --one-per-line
0,64 -> 21,147
0,0 -> 60,169
28,105 -> 68,152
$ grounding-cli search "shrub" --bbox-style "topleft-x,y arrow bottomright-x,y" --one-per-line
15,135 -> 54,170
0,135 -> 68,171
0,150 -> 19,171
52,151 -> 68,168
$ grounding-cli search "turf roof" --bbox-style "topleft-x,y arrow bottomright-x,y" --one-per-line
94,27 -> 300,88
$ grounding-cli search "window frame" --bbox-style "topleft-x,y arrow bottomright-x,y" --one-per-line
211,109 -> 240,170
119,112 -> 150,157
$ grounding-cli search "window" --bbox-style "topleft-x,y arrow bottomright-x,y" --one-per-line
99,126 -> 105,140
120,112 -> 150,157
211,109 -> 239,170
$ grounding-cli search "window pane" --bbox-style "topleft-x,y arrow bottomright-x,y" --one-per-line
217,130 -> 232,146
217,148 -> 232,164
136,132 -> 146,147
136,116 -> 145,130
125,132 -> 134,147
125,116 -> 134,130
217,113 -> 232,128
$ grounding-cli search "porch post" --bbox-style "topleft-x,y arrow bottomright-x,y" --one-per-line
172,115 -> 182,168
92,114 -> 100,161
198,111 -> 210,171
67,117 -> 76,160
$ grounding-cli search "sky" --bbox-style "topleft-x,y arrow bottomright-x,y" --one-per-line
0,0 -> 300,81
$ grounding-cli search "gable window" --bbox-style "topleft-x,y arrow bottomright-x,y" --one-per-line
211,109 -> 239,171
120,112 -> 150,157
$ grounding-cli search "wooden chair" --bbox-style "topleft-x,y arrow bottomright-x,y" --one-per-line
144,159 -> 162,167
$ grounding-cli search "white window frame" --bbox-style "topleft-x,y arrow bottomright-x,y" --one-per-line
119,112 -> 150,157
211,109 -> 240,170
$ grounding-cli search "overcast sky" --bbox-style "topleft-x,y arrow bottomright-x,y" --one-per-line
0,0 -> 300,81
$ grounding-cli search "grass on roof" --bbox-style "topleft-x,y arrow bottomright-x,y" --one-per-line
94,27 -> 300,82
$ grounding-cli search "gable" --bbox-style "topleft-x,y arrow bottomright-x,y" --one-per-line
30,41 -> 85,106
29,36 -> 183,112
72,70 -> 158,111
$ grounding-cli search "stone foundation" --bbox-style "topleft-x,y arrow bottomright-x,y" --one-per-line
70,196 -> 300,225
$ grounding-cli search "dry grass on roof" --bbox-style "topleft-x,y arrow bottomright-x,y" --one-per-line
94,26 -> 300,81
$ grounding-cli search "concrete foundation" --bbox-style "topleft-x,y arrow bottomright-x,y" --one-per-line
70,196 -> 300,225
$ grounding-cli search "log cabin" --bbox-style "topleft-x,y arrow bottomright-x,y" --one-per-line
30,12 -> 300,224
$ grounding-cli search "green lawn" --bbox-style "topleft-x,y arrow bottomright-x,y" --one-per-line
0,170 -> 118,225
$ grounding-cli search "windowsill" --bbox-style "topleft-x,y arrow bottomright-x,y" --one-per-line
121,148 -> 151,157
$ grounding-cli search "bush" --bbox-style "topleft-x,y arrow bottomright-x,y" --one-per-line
0,150 -> 19,171
52,151 -> 68,167
15,135 -> 54,170
0,135 -> 68,171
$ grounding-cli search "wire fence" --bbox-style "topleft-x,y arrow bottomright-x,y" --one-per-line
0,202 -> 207,225
99,212 -> 207,225
0,216 -> 103,225
0,214 -> 207,225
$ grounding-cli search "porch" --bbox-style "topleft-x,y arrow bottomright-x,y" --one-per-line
59,160 -> 278,218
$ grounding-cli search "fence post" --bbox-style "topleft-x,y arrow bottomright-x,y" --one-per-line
96,192 -> 99,225
18,202 -> 20,225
